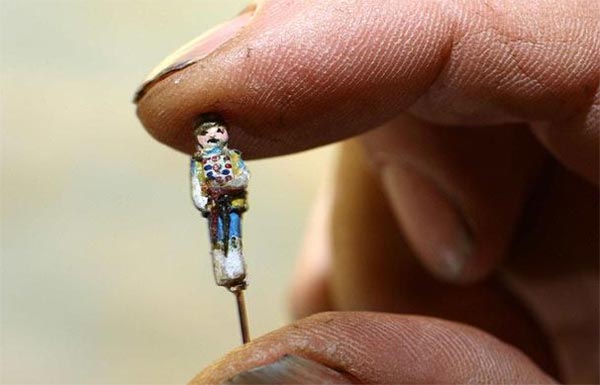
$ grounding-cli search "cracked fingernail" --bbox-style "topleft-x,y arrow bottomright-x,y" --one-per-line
223,355 -> 355,384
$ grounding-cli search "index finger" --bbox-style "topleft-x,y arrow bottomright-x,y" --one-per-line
135,0 -> 598,159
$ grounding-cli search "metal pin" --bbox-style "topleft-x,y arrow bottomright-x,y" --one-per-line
231,285 -> 250,343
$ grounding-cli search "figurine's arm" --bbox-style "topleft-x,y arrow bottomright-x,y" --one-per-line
227,150 -> 249,212
229,150 -> 250,189
190,158 -> 209,215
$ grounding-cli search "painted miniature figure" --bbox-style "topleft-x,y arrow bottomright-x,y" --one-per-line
190,115 -> 249,289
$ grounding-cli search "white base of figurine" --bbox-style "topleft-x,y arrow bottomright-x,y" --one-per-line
212,246 -> 246,287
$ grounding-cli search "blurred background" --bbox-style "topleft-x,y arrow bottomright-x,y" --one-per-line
1,1 -> 334,383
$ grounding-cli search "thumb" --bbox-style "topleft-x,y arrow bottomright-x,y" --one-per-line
192,312 -> 556,384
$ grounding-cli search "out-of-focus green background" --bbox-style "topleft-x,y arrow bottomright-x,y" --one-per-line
1,1 -> 334,383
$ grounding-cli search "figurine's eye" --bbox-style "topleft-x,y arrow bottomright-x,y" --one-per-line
217,128 -> 224,134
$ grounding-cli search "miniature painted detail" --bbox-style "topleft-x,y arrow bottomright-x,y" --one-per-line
191,121 -> 250,289
214,212 -> 241,240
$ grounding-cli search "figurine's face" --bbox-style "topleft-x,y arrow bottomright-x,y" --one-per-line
197,125 -> 229,149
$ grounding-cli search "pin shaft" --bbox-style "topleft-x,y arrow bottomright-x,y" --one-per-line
233,287 -> 250,344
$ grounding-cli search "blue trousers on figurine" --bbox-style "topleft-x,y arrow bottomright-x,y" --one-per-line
210,212 -> 241,242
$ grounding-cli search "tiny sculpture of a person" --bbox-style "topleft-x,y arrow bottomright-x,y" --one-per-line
190,115 -> 249,289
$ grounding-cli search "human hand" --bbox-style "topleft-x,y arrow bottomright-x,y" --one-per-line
134,0 -> 598,382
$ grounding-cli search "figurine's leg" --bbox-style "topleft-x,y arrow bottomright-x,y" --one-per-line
227,211 -> 243,256
216,215 -> 225,245
209,215 -> 226,286
207,214 -> 225,250
226,211 -> 246,283
211,213 -> 245,287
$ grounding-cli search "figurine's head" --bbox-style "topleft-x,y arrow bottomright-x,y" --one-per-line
194,115 -> 229,149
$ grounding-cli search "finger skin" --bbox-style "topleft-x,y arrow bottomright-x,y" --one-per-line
504,164 -> 599,382
289,180 -> 334,319
361,117 -> 547,282
530,86 -> 600,184
191,312 -> 556,384
326,140 -> 558,376
136,0 -> 599,160
292,141 -> 599,381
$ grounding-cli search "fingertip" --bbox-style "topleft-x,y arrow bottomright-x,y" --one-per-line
134,0 -> 451,158
191,312 -> 556,384
135,0 -> 599,161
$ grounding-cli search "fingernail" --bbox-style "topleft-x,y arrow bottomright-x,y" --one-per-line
381,163 -> 474,282
223,355 -> 355,384
134,3 -> 256,102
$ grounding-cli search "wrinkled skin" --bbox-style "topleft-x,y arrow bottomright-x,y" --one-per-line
135,0 -> 598,383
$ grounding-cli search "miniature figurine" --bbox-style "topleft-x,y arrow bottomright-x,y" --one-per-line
190,115 -> 250,290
